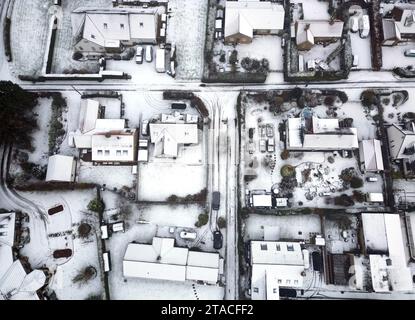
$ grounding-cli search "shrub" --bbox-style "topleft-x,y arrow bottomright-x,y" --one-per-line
361,90 -> 377,107
229,50 -> 238,65
72,51 -> 83,61
78,223 -> 92,238
324,95 -> 336,106
219,53 -> 226,63
352,190 -> 365,203
195,212 -> 209,227
280,149 -> 290,160
280,164 -> 296,177
87,198 -> 105,213
350,176 -> 363,189
217,217 -> 226,229
334,194 -> 354,207
72,266 -> 97,284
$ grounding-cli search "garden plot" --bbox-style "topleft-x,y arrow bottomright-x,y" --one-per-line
382,44 -> 415,70
324,214 -> 359,254
9,0 -> 51,76
137,163 -> 206,201
166,0 -> 208,80
350,32 -> 372,70
244,214 -> 322,242
18,190 -> 104,300
213,36 -> 283,72
78,164 -> 136,190
28,98 -> 52,166
50,0 -> 113,74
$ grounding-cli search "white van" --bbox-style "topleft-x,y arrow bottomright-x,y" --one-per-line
404,49 -> 415,57
145,45 -> 153,62
180,231 -> 197,240
359,15 -> 370,38
352,54 -> 359,68
350,16 -> 359,33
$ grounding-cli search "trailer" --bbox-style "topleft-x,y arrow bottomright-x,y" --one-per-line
156,48 -> 166,73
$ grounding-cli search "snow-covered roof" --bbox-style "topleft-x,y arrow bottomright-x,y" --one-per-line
72,8 -> 158,47
150,123 -> 199,158
287,117 -> 358,150
224,1 -> 285,39
0,260 -> 46,300
382,19 -> 402,41
359,139 -> 384,172
384,214 -> 407,266
369,254 -> 413,292
45,155 -> 76,182
187,251 -> 220,269
123,238 -> 220,283
251,264 -> 305,300
123,260 -> 186,282
252,194 -> 273,207
361,213 -> 388,253
79,99 -> 100,134
367,193 -> 384,203
0,212 -> 15,280
296,20 -> 344,47
391,7 -> 415,35
251,241 -> 305,266
91,130 -> 136,162
387,123 -> 415,159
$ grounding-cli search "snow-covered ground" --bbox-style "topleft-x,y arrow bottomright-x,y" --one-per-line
244,214 -> 322,242
29,98 -> 52,166
79,163 -> 135,190
382,44 -> 415,70
9,0 -> 51,77
291,0 -> 330,20
137,163 -> 206,201
18,189 -> 104,300
166,0 -> 208,80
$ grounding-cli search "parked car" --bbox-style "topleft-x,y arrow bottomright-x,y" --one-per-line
404,49 -> 415,57
352,54 -> 359,69
359,15 -> 370,38
145,45 -> 153,62
267,139 -> 275,153
180,231 -> 197,240
213,230 -> 223,250
135,46 -> 144,64
259,139 -> 266,153
367,176 -> 378,182
350,16 -> 359,33
141,120 -> 149,136
212,191 -> 221,210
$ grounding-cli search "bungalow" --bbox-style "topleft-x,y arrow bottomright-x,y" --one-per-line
286,116 -> 358,151
123,237 -> 220,284
224,0 -> 285,44
45,155 -> 77,182
296,20 -> 344,51
149,113 -> 199,158
72,7 -> 158,54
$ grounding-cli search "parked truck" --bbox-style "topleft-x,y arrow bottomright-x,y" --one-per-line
156,48 -> 166,73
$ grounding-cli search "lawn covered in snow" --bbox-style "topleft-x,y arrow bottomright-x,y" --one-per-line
166,0 -> 208,80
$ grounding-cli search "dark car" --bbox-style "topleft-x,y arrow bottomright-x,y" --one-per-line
48,205 -> 64,216
213,230 -> 223,250
212,191 -> 221,210
171,103 -> 187,110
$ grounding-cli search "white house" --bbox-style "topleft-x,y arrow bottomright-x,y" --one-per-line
250,241 -> 309,300
361,213 -> 413,292
387,122 -> 415,159
123,237 -> 220,284
45,155 -> 77,182
296,20 -> 344,51
224,0 -> 285,44
91,130 -> 137,163
286,116 -> 358,151
72,7 -> 159,54
382,6 -> 415,46
149,113 -> 199,158
359,139 -> 384,172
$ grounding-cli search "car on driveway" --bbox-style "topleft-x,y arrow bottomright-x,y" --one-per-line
213,230 -> 223,249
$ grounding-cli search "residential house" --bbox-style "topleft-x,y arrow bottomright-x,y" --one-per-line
387,122 -> 415,159
286,116 -> 358,151
123,237 -> 220,284
224,0 -> 285,44
296,20 -> 344,51
72,7 -> 159,54
250,241 -> 309,300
